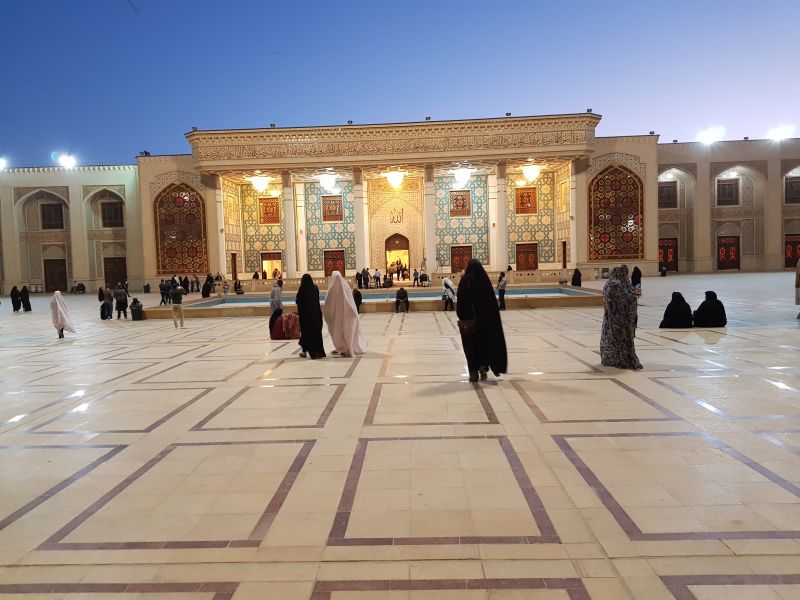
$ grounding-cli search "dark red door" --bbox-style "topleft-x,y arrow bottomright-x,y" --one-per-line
103,257 -> 128,288
324,250 -> 345,276
717,236 -> 740,270
516,243 -> 539,271
44,259 -> 68,293
658,238 -> 678,272
785,235 -> 800,268
450,246 -> 472,273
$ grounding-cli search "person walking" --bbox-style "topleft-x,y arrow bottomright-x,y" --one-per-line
10,286 -> 21,312
600,266 -> 642,370
456,260 -> 508,382
50,291 -> 75,339
20,286 -> 32,312
323,272 -> 366,357
159,280 -> 168,305
442,277 -> 456,311
269,279 -> 284,332
497,272 -> 507,310
113,283 -> 129,319
295,274 -> 326,359
97,287 -> 107,320
169,284 -> 186,328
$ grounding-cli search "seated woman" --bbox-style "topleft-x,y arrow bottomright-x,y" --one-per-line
234,280 -> 244,294
693,291 -> 727,327
659,292 -> 693,328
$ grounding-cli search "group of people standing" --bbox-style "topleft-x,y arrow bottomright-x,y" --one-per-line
9,286 -> 32,313
97,283 -> 131,320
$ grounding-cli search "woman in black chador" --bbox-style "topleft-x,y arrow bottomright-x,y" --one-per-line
571,269 -> 582,287
295,274 -> 326,359
456,259 -> 508,382
659,292 -> 693,328
10,286 -> 22,312
20,286 -> 32,312
693,291 -> 727,327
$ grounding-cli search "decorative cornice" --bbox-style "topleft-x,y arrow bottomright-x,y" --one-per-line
2,165 -> 136,174
186,114 -> 600,167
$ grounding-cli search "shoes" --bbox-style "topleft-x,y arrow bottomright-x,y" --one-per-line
174,324 -> 178,329
332,350 -> 341,355
299,351 -> 307,358
468,372 -> 479,382
479,367 -> 488,381
180,325 -> 184,328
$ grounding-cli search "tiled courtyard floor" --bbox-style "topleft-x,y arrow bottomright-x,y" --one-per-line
0,271 -> 798,599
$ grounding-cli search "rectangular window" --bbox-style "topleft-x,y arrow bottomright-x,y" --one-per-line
658,181 -> 678,209
40,203 -> 64,230
716,179 -> 739,206
101,202 -> 124,228
786,177 -> 800,204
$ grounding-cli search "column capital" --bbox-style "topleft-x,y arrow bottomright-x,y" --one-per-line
352,167 -> 363,185
424,165 -> 434,183
281,171 -> 292,188
496,162 -> 507,179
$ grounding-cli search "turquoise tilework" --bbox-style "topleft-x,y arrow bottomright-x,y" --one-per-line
506,171 -> 556,264
241,183 -> 286,273
434,175 -> 489,265
304,180 -> 356,272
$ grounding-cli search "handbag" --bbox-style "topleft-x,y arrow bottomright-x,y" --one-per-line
457,318 -> 477,335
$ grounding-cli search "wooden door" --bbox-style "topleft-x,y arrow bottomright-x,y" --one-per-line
658,238 -> 678,272
230,252 -> 238,281
516,243 -> 539,271
324,250 -> 345,277
43,259 -> 68,293
785,234 -> 800,268
717,236 -> 740,270
103,257 -> 128,288
450,246 -> 472,273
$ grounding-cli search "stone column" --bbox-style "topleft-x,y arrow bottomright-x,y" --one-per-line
0,184 -> 20,293
352,168 -> 370,272
204,175 -> 226,276
488,174 -> 498,270
764,157 -> 784,270
692,161 -> 713,272
68,185 -> 90,284
423,165 -> 438,273
295,182 -> 308,274
282,171 -> 298,278
496,162 -> 508,270
572,159 -> 589,266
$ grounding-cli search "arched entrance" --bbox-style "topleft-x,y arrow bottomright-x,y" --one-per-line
385,233 -> 409,273
154,183 -> 209,275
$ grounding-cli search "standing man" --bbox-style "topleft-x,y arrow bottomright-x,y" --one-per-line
413,269 -> 419,287
170,284 -> 186,329
355,270 -> 363,289
497,271 -> 507,310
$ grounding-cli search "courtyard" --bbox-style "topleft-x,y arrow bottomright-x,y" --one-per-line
0,271 -> 798,599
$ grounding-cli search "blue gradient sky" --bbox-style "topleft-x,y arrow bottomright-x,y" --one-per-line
1,0 -> 798,166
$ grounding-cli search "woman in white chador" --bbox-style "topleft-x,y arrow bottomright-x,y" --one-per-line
50,291 -> 76,339
323,271 -> 367,357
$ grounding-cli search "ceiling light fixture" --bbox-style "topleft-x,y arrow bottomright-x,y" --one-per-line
383,170 -> 405,189
522,164 -> 541,182
452,167 -> 473,187
250,175 -> 272,193
319,173 -> 338,193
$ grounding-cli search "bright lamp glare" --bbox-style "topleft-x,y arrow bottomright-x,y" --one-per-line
522,164 -> 541,182
452,168 -> 472,187
58,154 -> 77,168
0,158 -> 7,170
766,124 -> 796,141
319,173 -> 338,192
385,171 -> 404,189
250,175 -> 271,192
696,126 -> 726,144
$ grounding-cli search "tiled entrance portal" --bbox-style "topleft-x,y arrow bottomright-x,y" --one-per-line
0,272 -> 798,599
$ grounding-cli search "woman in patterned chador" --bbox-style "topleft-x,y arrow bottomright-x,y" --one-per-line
295,274 -> 326,359
456,259 -> 507,382
600,266 -> 642,370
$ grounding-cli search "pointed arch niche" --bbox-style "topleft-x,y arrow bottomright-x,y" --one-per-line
588,165 -> 644,260
154,183 -> 209,275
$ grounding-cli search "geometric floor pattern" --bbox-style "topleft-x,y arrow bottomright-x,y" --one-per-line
0,271 -> 798,599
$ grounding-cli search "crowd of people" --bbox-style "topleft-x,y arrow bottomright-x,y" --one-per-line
354,263 -> 429,289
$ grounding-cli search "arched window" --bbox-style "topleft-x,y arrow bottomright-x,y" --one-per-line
588,166 -> 644,260
154,183 -> 209,275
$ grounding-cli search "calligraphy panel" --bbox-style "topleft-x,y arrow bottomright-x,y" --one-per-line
322,195 -> 343,222
515,187 -> 538,215
449,190 -> 471,217
258,198 -> 280,224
